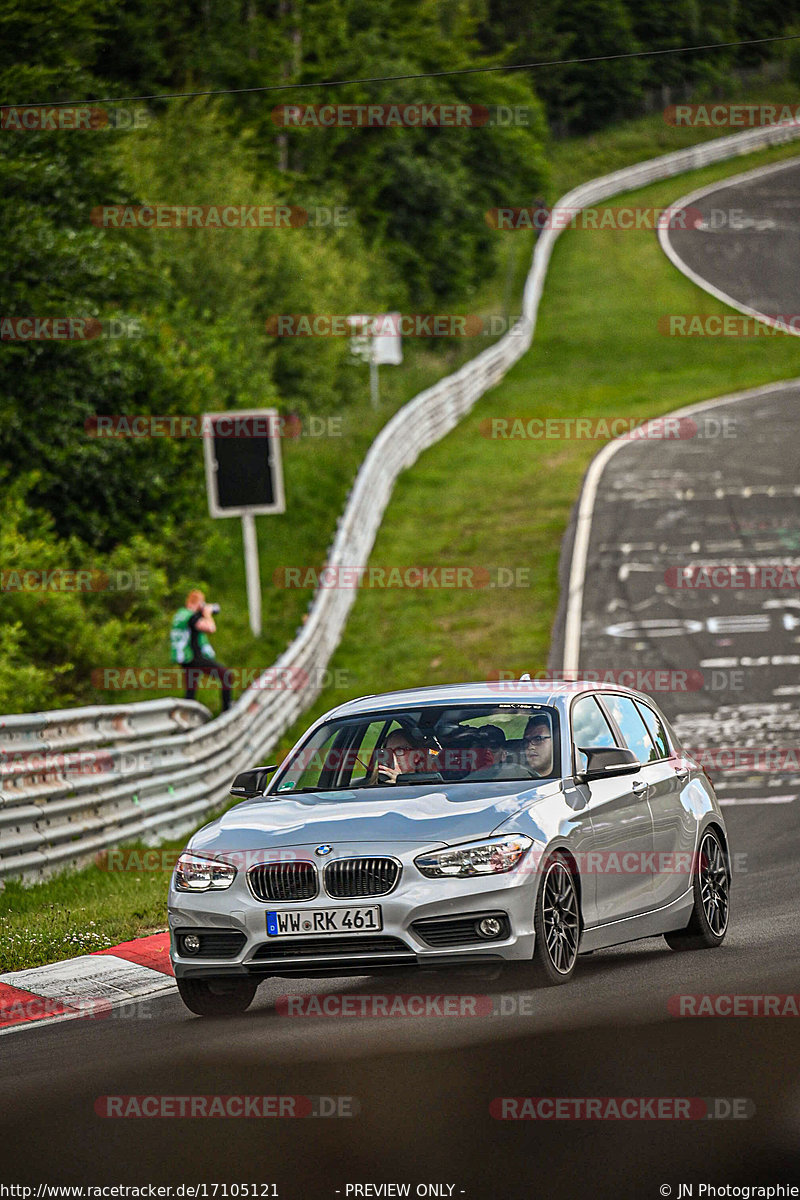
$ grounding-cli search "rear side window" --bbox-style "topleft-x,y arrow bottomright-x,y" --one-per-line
635,701 -> 671,760
602,694 -> 657,764
571,696 -> 618,774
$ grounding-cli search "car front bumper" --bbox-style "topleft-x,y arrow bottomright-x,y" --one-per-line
168,842 -> 539,979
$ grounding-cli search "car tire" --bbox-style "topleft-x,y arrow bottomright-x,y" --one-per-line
664,828 -> 730,952
176,976 -> 258,1017
528,852 -> 581,986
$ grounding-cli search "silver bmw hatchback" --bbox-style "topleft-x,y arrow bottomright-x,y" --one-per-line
169,681 -> 731,1016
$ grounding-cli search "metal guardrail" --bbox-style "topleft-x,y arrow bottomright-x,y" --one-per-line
3,120 -> 799,883
0,698 -> 210,757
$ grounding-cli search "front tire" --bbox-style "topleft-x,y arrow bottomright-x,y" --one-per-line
529,852 -> 581,986
664,828 -> 729,951
177,976 -> 258,1017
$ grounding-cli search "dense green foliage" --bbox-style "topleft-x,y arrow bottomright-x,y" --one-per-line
482,0 -> 800,131
91,0 -> 800,135
0,0 -> 547,712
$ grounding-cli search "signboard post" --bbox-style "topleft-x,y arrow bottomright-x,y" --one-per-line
370,354 -> 379,408
202,409 -> 286,637
347,314 -> 402,407
241,511 -> 261,638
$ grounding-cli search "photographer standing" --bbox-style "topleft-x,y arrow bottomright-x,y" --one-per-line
170,588 -> 233,713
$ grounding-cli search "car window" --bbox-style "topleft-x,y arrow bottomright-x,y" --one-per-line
269,704 -> 561,792
602,694 -> 657,764
634,701 -> 671,760
571,696 -> 618,774
348,720 -> 390,785
274,725 -> 342,792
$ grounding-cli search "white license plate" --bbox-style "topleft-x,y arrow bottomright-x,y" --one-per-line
266,906 -> 383,937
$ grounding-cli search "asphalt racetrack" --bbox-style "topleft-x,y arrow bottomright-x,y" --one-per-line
3,161 -> 800,1198
664,157 -> 800,322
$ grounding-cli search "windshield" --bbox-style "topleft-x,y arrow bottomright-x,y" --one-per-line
269,704 -> 560,794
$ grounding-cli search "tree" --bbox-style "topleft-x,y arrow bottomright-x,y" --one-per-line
0,1 -> 201,547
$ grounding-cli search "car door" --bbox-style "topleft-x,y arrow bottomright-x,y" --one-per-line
570,694 -> 655,925
634,699 -> 698,910
599,693 -> 691,914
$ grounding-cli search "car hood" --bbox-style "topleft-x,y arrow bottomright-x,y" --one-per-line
190,778 -> 562,854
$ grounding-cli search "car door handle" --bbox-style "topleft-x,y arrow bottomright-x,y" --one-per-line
631,779 -> 648,796
675,767 -> 690,782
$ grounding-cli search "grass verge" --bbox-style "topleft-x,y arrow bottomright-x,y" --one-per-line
278,137 -> 800,728
0,839 -> 184,973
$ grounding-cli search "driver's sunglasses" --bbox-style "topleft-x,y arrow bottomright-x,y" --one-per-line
524,734 -> 551,745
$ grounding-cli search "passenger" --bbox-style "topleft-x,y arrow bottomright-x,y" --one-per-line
523,713 -> 554,777
467,725 -> 535,781
480,725 -> 507,770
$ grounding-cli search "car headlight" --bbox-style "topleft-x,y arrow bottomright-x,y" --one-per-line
173,852 -> 237,892
415,834 -> 533,878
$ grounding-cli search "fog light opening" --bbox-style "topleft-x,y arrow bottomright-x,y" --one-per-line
182,933 -> 201,955
476,917 -> 503,940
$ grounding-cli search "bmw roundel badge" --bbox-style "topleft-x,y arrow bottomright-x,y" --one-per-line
315,844 -> 333,856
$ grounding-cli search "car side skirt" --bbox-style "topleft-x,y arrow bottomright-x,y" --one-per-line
579,889 -> 694,953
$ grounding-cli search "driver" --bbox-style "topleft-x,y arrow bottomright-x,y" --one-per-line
370,728 -> 430,784
523,713 -> 554,777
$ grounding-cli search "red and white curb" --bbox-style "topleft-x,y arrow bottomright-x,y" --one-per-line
0,931 -> 177,1036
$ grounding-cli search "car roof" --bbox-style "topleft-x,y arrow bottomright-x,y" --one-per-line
324,679 -> 654,720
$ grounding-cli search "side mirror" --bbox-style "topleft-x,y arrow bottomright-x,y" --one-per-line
576,746 -> 641,783
229,765 -> 277,798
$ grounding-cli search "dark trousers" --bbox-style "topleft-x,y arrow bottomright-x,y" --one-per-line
183,657 -> 233,712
